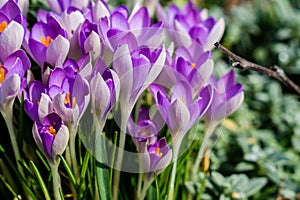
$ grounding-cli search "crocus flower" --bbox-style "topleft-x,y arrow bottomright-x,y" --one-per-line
46,0 -> 90,14
24,81 -> 49,122
32,112 -> 69,164
0,50 -> 30,114
150,80 -> 213,145
48,68 -> 90,126
113,44 -> 166,121
128,106 -> 164,150
59,8 -> 85,60
24,15 -> 70,69
90,57 -> 120,132
159,44 -> 214,96
79,19 -> 101,62
157,1 -> 225,50
0,0 -> 26,62
144,137 -> 172,174
98,6 -> 164,53
206,69 -> 244,124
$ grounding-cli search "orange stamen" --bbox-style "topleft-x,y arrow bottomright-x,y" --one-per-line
0,21 -> 7,33
191,63 -> 196,69
48,126 -> 57,136
64,92 -> 71,105
0,66 -> 6,84
155,147 -> 163,157
41,36 -> 53,47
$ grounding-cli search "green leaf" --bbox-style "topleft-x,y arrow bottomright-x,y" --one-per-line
95,134 -> 112,200
30,161 -> 51,200
243,178 -> 267,197
58,155 -> 78,189
0,175 -> 20,199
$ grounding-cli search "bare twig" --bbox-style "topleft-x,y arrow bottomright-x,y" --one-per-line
214,42 -> 300,96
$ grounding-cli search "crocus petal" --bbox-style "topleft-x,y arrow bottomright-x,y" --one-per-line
46,35 -> 70,67
0,21 -> 24,62
38,93 -> 53,123
0,74 -> 20,107
91,73 -> 111,123
53,93 -> 79,123
204,18 -> 225,51
173,20 -> 192,47
167,99 -> 190,138
32,122 -> 46,157
52,124 -> 69,160
83,31 -> 101,61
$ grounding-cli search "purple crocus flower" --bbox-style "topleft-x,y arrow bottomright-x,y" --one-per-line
113,44 -> 166,121
206,69 -> 244,123
157,1 -> 225,50
128,106 -> 164,150
159,44 -> 214,96
24,15 -> 70,68
79,19 -> 101,62
60,8 -> 85,60
90,57 -> 120,132
98,6 -> 164,52
139,137 -> 172,177
46,0 -> 90,14
0,1 -> 26,62
32,112 -> 69,163
47,68 -> 90,126
0,50 -> 30,114
24,80 -> 50,122
150,80 -> 213,145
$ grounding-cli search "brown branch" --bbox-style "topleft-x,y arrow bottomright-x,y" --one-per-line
214,42 -> 300,96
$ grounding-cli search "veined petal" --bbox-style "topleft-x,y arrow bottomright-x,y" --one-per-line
204,18 -> 225,51
38,93 -> 53,123
167,99 -> 190,138
173,20 -> 191,48
46,35 -> 70,67
91,73 -> 111,122
0,21 -> 24,62
52,124 -> 69,160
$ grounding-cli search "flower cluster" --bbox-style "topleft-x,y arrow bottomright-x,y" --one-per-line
1,0 -> 244,199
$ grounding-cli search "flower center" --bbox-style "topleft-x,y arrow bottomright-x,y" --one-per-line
48,126 -> 57,136
64,92 -> 76,108
155,147 -> 163,157
191,63 -> 196,69
0,21 -> 7,33
41,36 -> 53,47
0,66 -> 6,84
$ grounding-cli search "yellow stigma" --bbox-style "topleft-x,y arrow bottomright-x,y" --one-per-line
155,147 -> 163,157
0,21 -> 7,33
217,88 -> 223,94
41,36 -> 53,47
48,126 -> 57,136
0,66 -> 6,84
72,97 -> 76,108
191,63 -> 196,69
179,97 -> 186,104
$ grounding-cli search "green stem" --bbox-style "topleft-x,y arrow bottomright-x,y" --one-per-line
193,122 -> 217,176
50,163 -> 62,200
68,125 -> 80,182
113,113 -> 129,200
2,111 -> 24,178
137,172 -> 143,198
168,144 -> 179,200
140,178 -> 153,200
